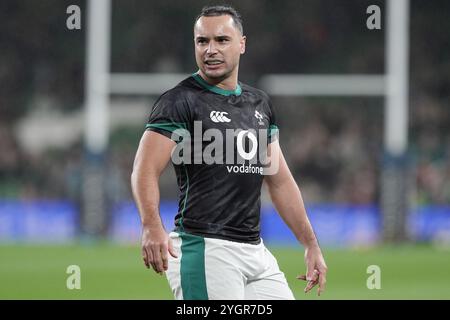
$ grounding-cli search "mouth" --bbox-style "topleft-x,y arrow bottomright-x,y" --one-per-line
204,60 -> 224,68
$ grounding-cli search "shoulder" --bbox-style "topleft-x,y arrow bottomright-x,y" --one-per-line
155,76 -> 199,105
240,82 -> 277,122
150,77 -> 201,120
240,82 -> 274,115
240,82 -> 271,102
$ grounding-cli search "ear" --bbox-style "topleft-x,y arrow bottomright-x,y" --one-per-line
240,35 -> 246,54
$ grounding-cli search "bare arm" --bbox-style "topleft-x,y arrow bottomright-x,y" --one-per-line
264,141 -> 328,295
131,130 -> 177,274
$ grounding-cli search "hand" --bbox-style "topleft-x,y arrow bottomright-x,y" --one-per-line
141,226 -> 178,274
297,245 -> 327,296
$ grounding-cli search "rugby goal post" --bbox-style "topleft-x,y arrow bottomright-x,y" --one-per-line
83,0 -> 410,242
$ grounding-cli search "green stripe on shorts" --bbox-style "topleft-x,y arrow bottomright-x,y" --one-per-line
180,233 -> 208,300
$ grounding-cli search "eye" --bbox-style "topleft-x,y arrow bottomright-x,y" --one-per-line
197,38 -> 207,45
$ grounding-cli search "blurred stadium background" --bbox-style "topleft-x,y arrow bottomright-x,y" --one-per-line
1,0 -> 450,299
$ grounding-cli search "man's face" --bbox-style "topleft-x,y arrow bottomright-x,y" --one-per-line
194,15 -> 246,81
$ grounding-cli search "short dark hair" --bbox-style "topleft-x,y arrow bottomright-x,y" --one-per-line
195,5 -> 243,34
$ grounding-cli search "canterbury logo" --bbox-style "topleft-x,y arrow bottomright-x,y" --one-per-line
210,111 -> 231,123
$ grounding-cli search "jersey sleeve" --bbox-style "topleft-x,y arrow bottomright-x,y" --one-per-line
267,95 -> 279,143
145,91 -> 192,142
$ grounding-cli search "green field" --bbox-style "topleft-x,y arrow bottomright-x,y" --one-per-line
1,244 -> 449,299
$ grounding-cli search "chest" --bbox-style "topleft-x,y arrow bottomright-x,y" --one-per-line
192,95 -> 270,132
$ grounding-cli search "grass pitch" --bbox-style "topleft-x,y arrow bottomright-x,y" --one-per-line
1,244 -> 449,299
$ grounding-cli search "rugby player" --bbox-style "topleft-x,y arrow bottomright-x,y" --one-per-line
131,5 -> 327,300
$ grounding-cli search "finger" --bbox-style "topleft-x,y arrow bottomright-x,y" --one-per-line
304,274 -> 319,292
141,247 -> 150,269
161,244 -> 169,271
304,279 -> 319,293
306,268 -> 319,281
310,269 -> 320,282
168,239 -> 178,258
296,274 -> 307,281
318,273 -> 327,296
152,245 -> 164,273
317,265 -> 327,296
304,280 -> 317,292
147,248 -> 158,272
306,265 -> 316,281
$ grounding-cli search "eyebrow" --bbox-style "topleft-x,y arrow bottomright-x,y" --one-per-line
216,35 -> 231,40
195,35 -> 232,41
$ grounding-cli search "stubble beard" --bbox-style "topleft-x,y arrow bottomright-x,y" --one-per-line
201,61 -> 238,82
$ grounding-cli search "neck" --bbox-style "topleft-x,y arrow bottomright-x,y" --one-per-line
198,68 -> 239,91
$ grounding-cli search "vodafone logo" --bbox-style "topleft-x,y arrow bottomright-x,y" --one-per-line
236,130 -> 258,160
170,121 -> 280,175
210,111 -> 231,123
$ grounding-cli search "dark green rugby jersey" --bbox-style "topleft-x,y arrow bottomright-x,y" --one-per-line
146,72 -> 279,244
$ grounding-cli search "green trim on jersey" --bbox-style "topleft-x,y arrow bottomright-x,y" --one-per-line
145,122 -> 187,133
268,124 -> 279,137
180,232 -> 208,300
192,73 -> 242,96
179,164 -> 190,232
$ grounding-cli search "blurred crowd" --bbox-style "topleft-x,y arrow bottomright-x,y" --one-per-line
1,0 -> 449,205
278,98 -> 382,204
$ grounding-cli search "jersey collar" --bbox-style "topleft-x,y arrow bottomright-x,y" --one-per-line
192,72 -> 242,96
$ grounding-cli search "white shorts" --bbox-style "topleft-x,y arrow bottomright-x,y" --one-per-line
165,231 -> 295,300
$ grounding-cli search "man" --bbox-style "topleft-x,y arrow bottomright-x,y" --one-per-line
131,5 -> 327,300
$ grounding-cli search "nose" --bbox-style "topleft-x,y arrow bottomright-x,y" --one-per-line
206,41 -> 218,55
